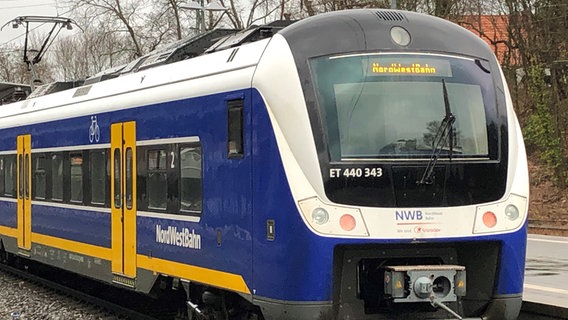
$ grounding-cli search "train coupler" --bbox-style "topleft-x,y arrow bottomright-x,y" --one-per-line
384,265 -> 466,303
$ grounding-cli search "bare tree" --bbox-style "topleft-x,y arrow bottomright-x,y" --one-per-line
0,35 -> 55,85
51,27 -> 133,80
0,45 -> 30,84
65,0 -> 150,57
488,0 -> 568,185
219,0 -> 283,29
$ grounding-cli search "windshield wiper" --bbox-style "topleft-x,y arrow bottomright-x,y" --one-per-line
417,79 -> 455,186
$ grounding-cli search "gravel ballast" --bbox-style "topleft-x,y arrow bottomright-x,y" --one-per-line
0,268 -> 118,320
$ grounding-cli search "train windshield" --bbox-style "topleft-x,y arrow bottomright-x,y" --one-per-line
310,53 -> 496,161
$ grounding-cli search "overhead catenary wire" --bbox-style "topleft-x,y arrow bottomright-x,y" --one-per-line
0,4 -> 55,10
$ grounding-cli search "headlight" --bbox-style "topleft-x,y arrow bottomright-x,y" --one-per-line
298,197 -> 369,237
473,194 -> 527,234
311,207 -> 329,225
505,204 -> 520,221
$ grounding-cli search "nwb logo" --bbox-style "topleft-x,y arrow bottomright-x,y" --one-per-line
395,210 -> 423,221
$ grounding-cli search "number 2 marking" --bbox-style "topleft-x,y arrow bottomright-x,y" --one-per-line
170,151 -> 175,169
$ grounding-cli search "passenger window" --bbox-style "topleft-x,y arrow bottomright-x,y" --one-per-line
180,145 -> 202,213
113,149 -> 121,209
70,152 -> 83,203
147,149 -> 167,210
51,153 -> 64,201
32,154 -> 47,199
4,155 -> 15,197
18,154 -> 23,199
125,148 -> 133,210
90,150 -> 107,205
24,154 -> 29,199
0,157 -> 5,195
227,100 -> 244,158
136,147 -> 148,211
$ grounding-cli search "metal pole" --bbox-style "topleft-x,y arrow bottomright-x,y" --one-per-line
390,0 -> 396,9
199,0 -> 205,33
197,10 -> 201,33
201,9 -> 206,32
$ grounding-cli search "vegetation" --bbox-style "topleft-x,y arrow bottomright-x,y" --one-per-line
524,64 -> 565,184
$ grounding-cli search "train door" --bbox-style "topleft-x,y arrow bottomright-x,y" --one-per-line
16,134 -> 32,253
110,121 -> 137,283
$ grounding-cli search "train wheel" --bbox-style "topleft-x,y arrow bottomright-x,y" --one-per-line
0,241 -> 7,264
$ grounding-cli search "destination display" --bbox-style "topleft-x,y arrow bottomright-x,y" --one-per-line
368,56 -> 453,77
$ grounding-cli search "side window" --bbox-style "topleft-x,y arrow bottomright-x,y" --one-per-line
51,153 -> 64,201
32,154 -> 47,199
90,150 -> 107,205
4,155 -> 16,197
180,145 -> 202,214
136,147 -> 148,211
227,99 -> 244,158
125,147 -> 133,209
24,153 -> 30,199
0,157 -> 4,195
18,154 -> 23,199
113,148 -> 121,208
147,149 -> 167,210
70,152 -> 83,203
138,142 -> 202,215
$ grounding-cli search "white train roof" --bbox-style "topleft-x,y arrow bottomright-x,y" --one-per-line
0,36 -> 271,128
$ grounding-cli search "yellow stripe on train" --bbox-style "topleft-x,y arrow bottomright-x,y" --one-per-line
137,255 -> 251,295
0,225 -> 18,238
32,233 -> 112,260
5,231 -> 251,296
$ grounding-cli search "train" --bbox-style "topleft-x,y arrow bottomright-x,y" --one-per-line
0,8 -> 529,320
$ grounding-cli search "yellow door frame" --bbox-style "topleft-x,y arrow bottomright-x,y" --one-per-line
16,134 -> 32,251
111,122 -> 137,279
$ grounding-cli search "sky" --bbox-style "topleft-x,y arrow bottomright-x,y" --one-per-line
0,0 -> 63,46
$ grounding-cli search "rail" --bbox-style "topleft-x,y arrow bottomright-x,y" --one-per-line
520,301 -> 568,319
0,259 -> 171,320
529,219 -> 568,237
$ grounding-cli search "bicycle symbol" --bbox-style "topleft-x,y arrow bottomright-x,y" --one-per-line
89,115 -> 100,143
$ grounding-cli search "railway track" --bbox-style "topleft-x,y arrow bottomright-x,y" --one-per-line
2,256 -> 568,320
2,223 -> 567,320
520,301 -> 568,319
0,254 -> 183,320
528,219 -> 568,237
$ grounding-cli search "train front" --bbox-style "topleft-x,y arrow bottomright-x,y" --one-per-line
251,9 -> 528,320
